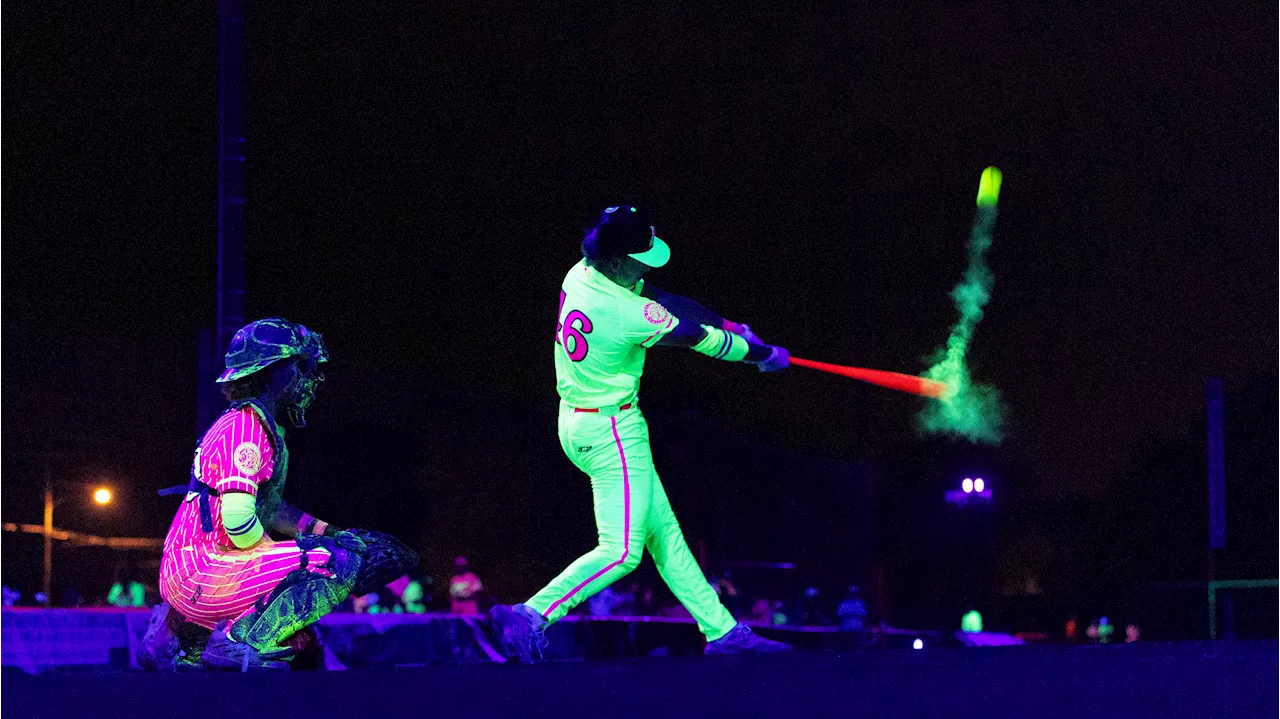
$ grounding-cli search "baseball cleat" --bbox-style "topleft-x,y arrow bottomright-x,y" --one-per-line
136,602 -> 183,671
489,604 -> 548,663
704,623 -> 793,655
201,620 -> 291,671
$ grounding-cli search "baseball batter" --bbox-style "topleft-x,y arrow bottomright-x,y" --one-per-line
491,205 -> 792,659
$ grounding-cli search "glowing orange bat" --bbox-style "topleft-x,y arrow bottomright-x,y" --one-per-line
790,357 -> 950,399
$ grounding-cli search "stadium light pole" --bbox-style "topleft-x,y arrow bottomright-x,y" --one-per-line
42,463 -> 52,603
216,0 -> 246,374
201,0 -> 246,435
41,464 -> 115,603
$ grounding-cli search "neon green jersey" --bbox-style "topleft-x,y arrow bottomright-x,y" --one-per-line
555,259 -> 679,408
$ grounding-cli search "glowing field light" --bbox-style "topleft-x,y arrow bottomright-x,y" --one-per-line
912,639 -> 924,650
93,488 -> 112,505
962,478 -> 974,493
974,478 -> 985,493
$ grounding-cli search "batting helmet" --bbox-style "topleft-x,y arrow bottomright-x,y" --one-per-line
582,205 -> 670,268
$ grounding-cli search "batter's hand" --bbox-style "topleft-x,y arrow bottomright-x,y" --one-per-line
736,323 -> 766,347
752,345 -> 790,373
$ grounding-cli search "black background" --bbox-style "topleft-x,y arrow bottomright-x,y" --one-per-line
3,2 -> 1275,629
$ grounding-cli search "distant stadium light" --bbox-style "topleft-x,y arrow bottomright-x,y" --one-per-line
973,478 -> 985,493
912,638 -> 924,650
962,478 -> 974,493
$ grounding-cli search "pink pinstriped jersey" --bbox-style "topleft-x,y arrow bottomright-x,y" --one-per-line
160,408 -> 276,579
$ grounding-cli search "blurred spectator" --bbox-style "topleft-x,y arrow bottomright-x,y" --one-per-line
2,586 -> 19,607
634,582 -> 658,616
614,581 -> 640,615
709,572 -> 742,618
749,598 -> 772,624
352,592 -> 381,613
1065,614 -> 1079,642
367,587 -> 406,614
1097,616 -> 1115,644
588,585 -> 626,616
108,581 -> 146,608
961,609 -> 983,633
449,556 -> 483,614
1086,619 -> 1099,640
362,571 -> 436,614
771,600 -> 789,626
797,586 -> 829,626
388,573 -> 431,614
109,559 -> 147,607
837,586 -> 868,632
59,587 -> 85,608
1125,623 -> 1141,643
386,575 -> 411,606
34,592 -> 50,606
402,580 -> 427,613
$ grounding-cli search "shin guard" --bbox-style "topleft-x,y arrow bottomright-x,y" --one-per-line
231,541 -> 361,653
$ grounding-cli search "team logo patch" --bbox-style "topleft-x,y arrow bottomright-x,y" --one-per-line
233,442 -> 263,476
643,302 -> 669,324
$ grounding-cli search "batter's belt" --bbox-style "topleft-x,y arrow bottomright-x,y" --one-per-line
570,400 -> 636,416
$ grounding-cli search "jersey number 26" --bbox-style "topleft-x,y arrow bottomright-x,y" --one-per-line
556,291 -> 593,362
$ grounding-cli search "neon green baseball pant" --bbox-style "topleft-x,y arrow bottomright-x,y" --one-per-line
526,404 -> 737,641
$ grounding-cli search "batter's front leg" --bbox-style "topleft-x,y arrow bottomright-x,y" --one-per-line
526,423 -> 651,623
645,479 -> 737,641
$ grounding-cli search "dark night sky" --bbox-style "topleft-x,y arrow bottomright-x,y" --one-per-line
3,3 -> 1276,601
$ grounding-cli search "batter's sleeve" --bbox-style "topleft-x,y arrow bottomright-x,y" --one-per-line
621,297 -> 680,348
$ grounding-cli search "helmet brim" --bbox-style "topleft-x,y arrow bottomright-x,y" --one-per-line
216,359 -> 281,383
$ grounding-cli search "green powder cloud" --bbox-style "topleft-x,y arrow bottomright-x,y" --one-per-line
919,168 -> 1005,444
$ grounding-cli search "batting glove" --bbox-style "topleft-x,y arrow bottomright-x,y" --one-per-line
736,323 -> 766,347
751,345 -> 790,373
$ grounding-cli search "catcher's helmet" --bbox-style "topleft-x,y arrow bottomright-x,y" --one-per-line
217,318 -> 328,383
